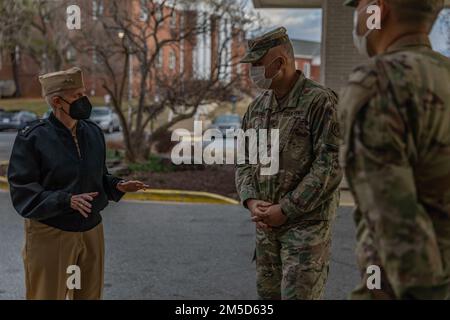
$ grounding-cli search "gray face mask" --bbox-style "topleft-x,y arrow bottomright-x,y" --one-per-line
250,58 -> 281,90
352,1 -> 377,57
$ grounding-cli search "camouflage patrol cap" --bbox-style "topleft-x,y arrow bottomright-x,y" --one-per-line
240,27 -> 290,64
344,0 -> 357,7
38,67 -> 85,96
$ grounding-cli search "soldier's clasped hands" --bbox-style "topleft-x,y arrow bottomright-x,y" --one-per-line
247,200 -> 288,229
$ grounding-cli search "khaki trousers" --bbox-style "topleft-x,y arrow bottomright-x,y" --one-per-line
22,219 -> 105,300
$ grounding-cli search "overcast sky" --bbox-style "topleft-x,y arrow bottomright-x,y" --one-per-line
251,8 -> 450,56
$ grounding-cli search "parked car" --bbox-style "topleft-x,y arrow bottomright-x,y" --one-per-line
90,106 -> 121,133
209,114 -> 242,137
0,110 -> 38,131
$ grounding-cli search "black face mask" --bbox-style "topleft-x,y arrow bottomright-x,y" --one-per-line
58,95 -> 93,120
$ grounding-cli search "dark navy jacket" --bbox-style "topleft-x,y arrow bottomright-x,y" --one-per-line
8,112 -> 124,232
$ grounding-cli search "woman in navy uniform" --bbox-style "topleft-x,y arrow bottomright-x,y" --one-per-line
8,67 -> 149,299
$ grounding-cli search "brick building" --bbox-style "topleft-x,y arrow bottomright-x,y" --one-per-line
0,48 -> 42,98
291,39 -> 321,82
0,0 -> 248,99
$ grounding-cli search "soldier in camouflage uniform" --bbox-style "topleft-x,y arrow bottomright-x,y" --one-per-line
340,0 -> 450,299
236,27 -> 343,300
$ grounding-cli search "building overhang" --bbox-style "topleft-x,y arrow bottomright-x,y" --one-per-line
253,0 -> 322,8
253,0 -> 450,8
295,54 -> 314,59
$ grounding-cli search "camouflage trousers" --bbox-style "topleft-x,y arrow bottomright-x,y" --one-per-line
255,220 -> 332,300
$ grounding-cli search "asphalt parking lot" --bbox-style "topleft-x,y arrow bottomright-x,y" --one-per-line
0,191 -> 358,300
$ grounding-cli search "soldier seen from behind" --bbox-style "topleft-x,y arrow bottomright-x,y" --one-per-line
340,0 -> 450,299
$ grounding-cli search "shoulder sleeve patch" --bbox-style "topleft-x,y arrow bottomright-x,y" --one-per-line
19,120 -> 47,137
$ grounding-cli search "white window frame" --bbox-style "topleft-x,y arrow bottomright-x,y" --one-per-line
156,50 -> 163,69
303,62 -> 311,79
92,0 -> 103,20
93,50 -> 98,65
170,11 -> 177,30
140,0 -> 149,22
155,6 -> 163,22
66,48 -> 74,61
169,50 -> 176,70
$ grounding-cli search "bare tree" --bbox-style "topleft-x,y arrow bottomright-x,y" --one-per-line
21,0 -> 73,73
72,0 -> 258,162
0,0 -> 76,96
0,0 -> 34,97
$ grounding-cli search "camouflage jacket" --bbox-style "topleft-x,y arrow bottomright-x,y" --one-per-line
236,71 -> 342,224
339,34 -> 450,299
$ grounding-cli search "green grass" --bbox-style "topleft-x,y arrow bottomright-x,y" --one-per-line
0,98 -> 49,117
106,148 -> 124,161
128,156 -> 173,173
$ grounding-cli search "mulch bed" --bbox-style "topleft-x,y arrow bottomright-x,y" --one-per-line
125,164 -> 239,200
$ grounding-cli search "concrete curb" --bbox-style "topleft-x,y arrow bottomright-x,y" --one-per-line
0,176 -> 8,191
0,176 -> 238,205
123,189 -> 239,205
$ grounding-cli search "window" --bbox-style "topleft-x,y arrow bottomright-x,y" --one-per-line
92,0 -> 103,20
169,50 -> 176,70
156,50 -> 163,69
155,6 -> 163,22
431,9 -> 450,57
66,47 -> 76,62
98,1 -> 104,15
93,50 -> 98,65
303,62 -> 311,79
140,0 -> 149,22
170,11 -> 177,30
14,46 -> 20,63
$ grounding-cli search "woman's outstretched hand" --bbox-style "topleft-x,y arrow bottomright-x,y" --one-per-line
116,180 -> 149,193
